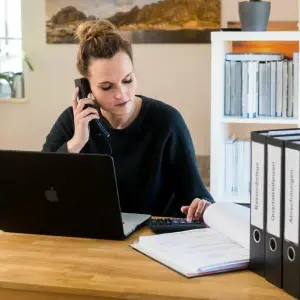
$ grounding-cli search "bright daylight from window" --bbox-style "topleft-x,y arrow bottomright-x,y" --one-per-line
0,0 -> 23,99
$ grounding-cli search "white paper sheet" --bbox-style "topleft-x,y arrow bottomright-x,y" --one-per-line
131,203 -> 250,276
138,227 -> 249,273
203,203 -> 250,250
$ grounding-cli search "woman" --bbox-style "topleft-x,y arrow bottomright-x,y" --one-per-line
42,19 -> 214,220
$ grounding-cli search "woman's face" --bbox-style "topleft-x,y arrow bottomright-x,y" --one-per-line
88,51 -> 138,116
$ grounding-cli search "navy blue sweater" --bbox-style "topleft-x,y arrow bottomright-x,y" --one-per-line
42,95 -> 214,216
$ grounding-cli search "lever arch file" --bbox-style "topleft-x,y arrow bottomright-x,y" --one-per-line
283,140 -> 300,298
265,134 -> 300,289
250,128 -> 300,278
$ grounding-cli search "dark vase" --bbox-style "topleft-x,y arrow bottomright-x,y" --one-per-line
239,1 -> 271,31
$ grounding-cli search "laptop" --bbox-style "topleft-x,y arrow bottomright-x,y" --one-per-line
0,149 -> 150,240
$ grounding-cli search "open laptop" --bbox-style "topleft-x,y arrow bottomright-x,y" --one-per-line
0,149 -> 150,240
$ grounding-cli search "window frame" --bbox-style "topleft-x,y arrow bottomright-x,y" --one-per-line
0,0 -> 22,67
0,0 -> 24,100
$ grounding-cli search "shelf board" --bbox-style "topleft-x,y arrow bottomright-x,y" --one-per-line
221,116 -> 299,124
220,194 -> 250,204
0,98 -> 27,104
211,31 -> 300,42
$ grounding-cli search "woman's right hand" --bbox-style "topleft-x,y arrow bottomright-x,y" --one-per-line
67,87 -> 99,153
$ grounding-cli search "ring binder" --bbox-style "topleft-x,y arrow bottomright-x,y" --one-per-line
283,140 -> 300,298
265,134 -> 300,289
250,128 -> 300,279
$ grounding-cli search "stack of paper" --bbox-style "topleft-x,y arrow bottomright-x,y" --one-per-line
131,203 -> 250,278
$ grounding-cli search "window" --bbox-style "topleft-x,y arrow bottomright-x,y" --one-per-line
0,0 -> 22,98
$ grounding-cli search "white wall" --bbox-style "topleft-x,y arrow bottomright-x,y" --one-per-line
0,0 -> 298,154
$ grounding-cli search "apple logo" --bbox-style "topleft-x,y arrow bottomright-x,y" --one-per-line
45,186 -> 59,203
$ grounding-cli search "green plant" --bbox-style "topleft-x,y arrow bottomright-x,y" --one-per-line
22,51 -> 34,71
0,72 -> 14,96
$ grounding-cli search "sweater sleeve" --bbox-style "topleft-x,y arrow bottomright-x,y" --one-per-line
42,107 -> 74,153
167,109 -> 214,206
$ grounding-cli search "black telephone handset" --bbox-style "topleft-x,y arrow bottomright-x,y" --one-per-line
74,78 -> 110,138
74,77 -> 91,100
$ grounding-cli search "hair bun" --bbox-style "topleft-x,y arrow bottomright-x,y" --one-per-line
76,20 -> 116,44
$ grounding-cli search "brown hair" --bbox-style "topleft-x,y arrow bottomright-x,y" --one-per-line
75,19 -> 133,77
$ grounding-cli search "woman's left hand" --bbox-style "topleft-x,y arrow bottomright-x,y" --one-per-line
180,198 -> 211,222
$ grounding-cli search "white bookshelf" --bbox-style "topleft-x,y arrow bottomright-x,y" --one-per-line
221,116 -> 299,124
210,31 -> 300,204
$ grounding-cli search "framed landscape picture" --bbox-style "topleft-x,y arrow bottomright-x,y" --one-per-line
46,0 -> 221,44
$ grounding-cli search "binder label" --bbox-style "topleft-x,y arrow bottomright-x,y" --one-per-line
284,148 -> 300,244
251,142 -> 264,229
267,145 -> 281,238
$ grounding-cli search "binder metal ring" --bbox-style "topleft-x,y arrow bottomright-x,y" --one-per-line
287,246 -> 296,262
253,229 -> 261,243
269,237 -> 277,252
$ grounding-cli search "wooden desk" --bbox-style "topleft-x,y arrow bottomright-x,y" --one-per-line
0,227 -> 294,300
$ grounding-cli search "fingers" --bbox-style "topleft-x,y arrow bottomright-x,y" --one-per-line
88,92 -> 95,100
194,200 -> 210,220
180,206 -> 189,215
75,98 -> 96,115
181,199 -> 212,222
72,87 -> 79,113
70,89 -> 99,148
186,199 -> 200,222
86,113 -> 100,124
76,112 -> 99,129
76,106 -> 99,119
